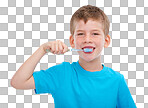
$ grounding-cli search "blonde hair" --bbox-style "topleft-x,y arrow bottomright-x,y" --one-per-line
70,5 -> 110,37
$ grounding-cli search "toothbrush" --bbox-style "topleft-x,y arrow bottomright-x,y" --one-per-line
69,48 -> 93,52
46,48 -> 93,53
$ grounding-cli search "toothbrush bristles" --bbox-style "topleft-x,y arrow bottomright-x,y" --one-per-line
83,48 -> 93,52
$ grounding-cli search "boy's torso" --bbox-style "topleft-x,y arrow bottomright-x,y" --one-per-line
52,61 -> 121,108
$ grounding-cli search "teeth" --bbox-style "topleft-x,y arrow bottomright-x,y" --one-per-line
82,48 -> 95,50
84,48 -> 93,49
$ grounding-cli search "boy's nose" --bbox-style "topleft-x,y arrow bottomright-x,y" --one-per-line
83,35 -> 92,42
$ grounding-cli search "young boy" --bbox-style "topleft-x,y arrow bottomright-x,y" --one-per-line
11,5 -> 137,108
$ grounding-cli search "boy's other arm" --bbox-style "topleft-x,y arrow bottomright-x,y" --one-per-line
11,46 -> 46,89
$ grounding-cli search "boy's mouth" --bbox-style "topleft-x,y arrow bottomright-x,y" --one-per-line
82,46 -> 96,50
82,48 -> 95,49
82,46 -> 96,54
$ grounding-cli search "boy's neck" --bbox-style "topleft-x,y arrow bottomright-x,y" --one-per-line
78,56 -> 103,72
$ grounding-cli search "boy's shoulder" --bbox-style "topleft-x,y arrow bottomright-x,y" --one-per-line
52,61 -> 70,66
50,61 -> 71,69
105,65 -> 124,79
57,61 -> 71,66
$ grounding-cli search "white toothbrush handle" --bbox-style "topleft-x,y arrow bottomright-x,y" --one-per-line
46,48 -> 83,53
71,49 -> 83,51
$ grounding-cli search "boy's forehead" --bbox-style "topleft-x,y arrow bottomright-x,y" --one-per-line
76,29 -> 102,32
74,19 -> 103,32
76,19 -> 101,25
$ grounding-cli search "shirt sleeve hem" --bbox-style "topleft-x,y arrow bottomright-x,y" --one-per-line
32,72 -> 40,94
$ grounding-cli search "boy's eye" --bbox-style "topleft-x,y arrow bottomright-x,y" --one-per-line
77,33 -> 84,35
93,33 -> 99,35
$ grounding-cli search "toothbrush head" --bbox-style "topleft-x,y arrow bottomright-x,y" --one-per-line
83,48 -> 93,52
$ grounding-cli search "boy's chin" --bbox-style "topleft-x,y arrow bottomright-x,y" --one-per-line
79,56 -> 100,63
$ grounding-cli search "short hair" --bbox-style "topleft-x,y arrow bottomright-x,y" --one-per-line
70,5 -> 110,37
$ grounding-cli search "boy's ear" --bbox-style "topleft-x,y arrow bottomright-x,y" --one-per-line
104,35 -> 111,48
69,35 -> 75,48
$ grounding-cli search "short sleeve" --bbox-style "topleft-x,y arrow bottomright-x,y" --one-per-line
32,62 -> 66,95
117,74 -> 137,108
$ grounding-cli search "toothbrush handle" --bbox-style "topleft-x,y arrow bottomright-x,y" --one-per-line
46,49 -> 70,53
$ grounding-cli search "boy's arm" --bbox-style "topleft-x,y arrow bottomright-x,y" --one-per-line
117,75 -> 137,108
11,46 -> 46,89
11,40 -> 68,90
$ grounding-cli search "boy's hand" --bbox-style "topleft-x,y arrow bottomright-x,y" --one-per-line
40,40 -> 69,55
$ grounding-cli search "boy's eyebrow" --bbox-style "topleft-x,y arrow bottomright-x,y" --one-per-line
76,29 -> 101,32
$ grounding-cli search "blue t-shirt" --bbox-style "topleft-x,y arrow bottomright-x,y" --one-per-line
33,61 -> 137,108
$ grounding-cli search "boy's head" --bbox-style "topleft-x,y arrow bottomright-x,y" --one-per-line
70,5 -> 110,37
69,5 -> 111,62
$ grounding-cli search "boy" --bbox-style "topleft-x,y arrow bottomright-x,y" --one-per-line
11,5 -> 137,108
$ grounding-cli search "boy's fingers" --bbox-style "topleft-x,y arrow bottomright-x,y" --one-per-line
47,40 -> 67,54
57,41 -> 63,54
59,41 -> 63,51
55,41 -> 59,54
63,43 -> 68,53
51,42 -> 56,53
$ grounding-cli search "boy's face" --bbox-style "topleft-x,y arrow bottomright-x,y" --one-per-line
69,19 -> 110,62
